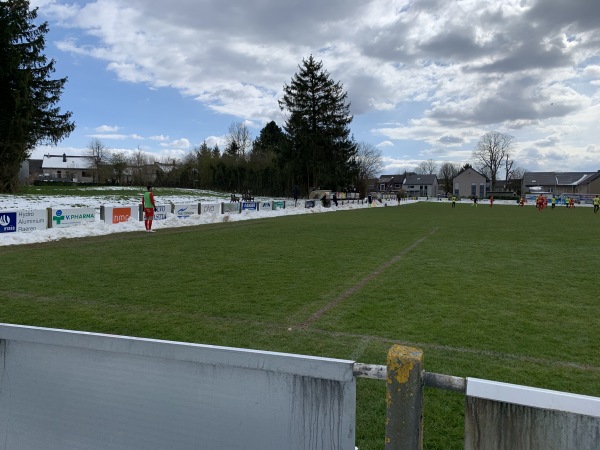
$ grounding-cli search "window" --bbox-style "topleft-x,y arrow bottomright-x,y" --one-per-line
471,183 -> 476,196
57,170 -> 62,179
479,183 -> 484,198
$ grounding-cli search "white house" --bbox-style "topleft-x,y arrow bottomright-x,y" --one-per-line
41,154 -> 94,183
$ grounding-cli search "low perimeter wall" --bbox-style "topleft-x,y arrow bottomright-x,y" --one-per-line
0,324 -> 356,450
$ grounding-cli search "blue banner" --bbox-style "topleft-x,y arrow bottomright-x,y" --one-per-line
0,212 -> 17,233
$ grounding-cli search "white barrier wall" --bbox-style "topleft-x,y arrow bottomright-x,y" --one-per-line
464,378 -> 600,450
0,324 -> 356,450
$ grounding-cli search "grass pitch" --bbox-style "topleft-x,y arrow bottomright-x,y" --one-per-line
1,201 -> 599,449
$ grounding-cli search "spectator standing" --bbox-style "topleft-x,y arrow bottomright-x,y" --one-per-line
142,184 -> 156,232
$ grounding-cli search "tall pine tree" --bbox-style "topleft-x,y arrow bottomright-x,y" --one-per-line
0,0 -> 75,193
278,55 -> 357,192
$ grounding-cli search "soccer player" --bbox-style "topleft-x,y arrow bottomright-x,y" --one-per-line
142,184 -> 157,232
594,195 -> 600,214
551,196 -> 556,209
451,195 -> 456,208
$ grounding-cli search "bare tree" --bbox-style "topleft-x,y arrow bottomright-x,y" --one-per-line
437,162 -> 460,195
225,122 -> 252,159
110,151 -> 128,184
356,142 -> 382,179
86,138 -> 109,183
504,153 -> 515,180
129,147 -> 156,185
472,131 -> 515,191
506,166 -> 526,195
415,159 -> 438,175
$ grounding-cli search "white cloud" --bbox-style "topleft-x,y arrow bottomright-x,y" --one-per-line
95,125 -> 120,132
86,133 -> 144,140
160,138 -> 191,149
149,135 -> 170,142
34,0 -> 600,172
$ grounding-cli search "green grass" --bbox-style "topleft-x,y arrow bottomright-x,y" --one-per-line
1,201 -> 599,449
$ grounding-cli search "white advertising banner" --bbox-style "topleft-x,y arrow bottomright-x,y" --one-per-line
0,209 -> 48,233
222,203 -> 240,214
259,201 -> 273,211
153,204 -> 169,221
49,207 -> 96,228
200,203 -> 220,216
172,204 -> 199,219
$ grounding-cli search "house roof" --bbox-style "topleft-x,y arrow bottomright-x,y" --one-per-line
455,167 -> 488,179
41,154 -> 91,170
404,174 -> 437,185
523,171 -> 600,186
378,174 -> 406,183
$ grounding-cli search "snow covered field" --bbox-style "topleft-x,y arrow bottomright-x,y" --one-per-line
0,187 -> 383,247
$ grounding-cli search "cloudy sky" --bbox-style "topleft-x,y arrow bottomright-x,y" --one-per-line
29,0 -> 600,175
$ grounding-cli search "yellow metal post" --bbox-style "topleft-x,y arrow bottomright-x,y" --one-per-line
385,345 -> 424,450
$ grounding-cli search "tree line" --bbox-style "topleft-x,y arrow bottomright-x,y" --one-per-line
1,2 -> 379,196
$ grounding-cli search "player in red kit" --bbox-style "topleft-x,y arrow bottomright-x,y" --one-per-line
142,185 -> 156,232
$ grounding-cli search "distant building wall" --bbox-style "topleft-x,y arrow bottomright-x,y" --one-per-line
454,169 -> 487,198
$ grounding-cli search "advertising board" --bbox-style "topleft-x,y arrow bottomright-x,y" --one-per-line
222,203 -> 240,214
259,201 -> 272,211
200,203 -> 219,216
102,206 -> 137,224
172,204 -> 199,218
242,202 -> 258,211
49,207 -> 96,228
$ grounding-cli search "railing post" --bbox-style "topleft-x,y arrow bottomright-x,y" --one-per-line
385,344 -> 424,450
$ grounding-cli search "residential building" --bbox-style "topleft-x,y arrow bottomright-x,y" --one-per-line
522,171 -> 600,196
453,167 -> 489,198
40,154 -> 94,183
376,174 -> 406,193
403,174 -> 438,197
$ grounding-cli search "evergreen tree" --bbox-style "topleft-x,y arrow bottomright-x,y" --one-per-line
278,55 -> 357,191
0,0 -> 75,192
252,120 -> 285,158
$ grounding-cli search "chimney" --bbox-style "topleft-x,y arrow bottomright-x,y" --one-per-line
62,153 -> 67,162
